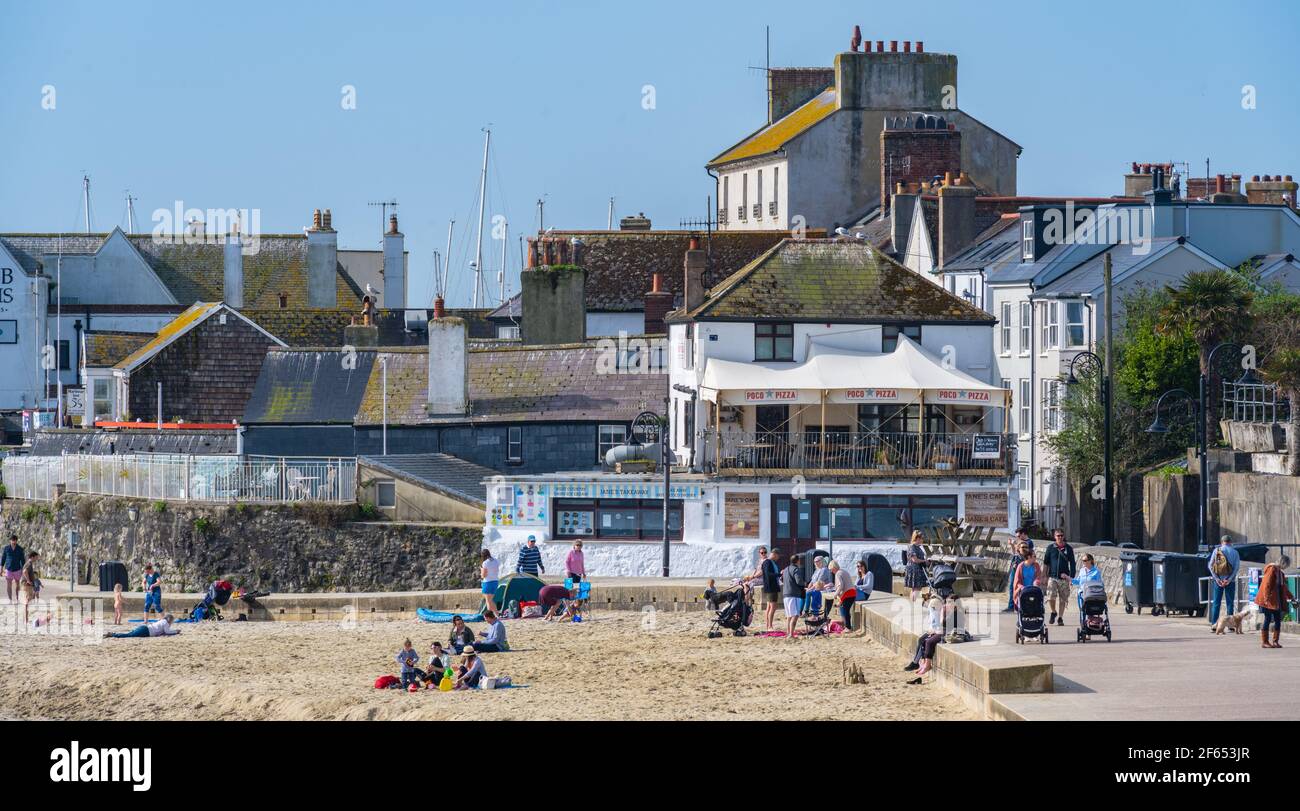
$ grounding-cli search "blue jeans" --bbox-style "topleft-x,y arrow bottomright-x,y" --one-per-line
110,625 -> 151,638
1007,566 -> 1018,609
1208,580 -> 1235,625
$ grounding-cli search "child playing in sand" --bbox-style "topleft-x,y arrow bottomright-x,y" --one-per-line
454,646 -> 487,690
396,638 -> 424,689
113,583 -> 123,625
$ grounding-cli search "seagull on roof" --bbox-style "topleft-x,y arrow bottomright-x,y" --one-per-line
834,227 -> 849,237
365,283 -> 377,297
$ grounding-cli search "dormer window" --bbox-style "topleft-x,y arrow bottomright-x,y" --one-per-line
1021,218 -> 1035,261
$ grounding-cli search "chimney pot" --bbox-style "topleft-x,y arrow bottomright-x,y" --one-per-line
890,40 -> 898,52
433,296 -> 445,319
943,171 -> 952,186
851,24 -> 861,52
323,209 -> 332,230
876,40 -> 884,51
651,272 -> 662,294
903,41 -> 911,52
388,214 -> 399,234
312,209 -> 322,230
1287,175 -> 1294,182
864,40 -> 872,52
916,41 -> 923,52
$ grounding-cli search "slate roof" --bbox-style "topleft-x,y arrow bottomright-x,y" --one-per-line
353,344 -> 665,426
242,348 -> 378,424
0,232 -> 366,310
243,307 -> 497,347
358,453 -> 493,507
25,429 -> 237,456
508,230 -> 803,314
128,235 -> 364,309
83,331 -> 154,368
670,238 -> 996,324
1033,238 -> 1216,297
941,214 -> 1021,272
0,235 -> 105,274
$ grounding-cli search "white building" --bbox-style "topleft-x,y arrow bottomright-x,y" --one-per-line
0,209 -> 404,439
938,176 -> 1300,528
481,238 -> 1016,576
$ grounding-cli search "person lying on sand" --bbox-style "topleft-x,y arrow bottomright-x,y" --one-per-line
454,646 -> 487,690
104,614 -> 180,639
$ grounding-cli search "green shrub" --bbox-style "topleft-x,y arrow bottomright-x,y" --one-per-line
152,500 -> 166,513
357,502 -> 379,520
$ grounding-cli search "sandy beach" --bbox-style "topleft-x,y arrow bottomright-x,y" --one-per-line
0,607 -> 974,721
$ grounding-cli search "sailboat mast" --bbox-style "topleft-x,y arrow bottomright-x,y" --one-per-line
443,219 -> 455,301
498,217 -> 508,304
474,128 -> 491,308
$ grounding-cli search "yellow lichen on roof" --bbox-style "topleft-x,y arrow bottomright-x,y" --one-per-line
114,302 -> 221,370
708,88 -> 837,167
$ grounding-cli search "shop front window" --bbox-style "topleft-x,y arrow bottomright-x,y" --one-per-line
554,498 -> 682,541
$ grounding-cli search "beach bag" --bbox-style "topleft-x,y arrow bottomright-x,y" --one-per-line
483,675 -> 512,690
522,605 -> 543,618
1211,549 -> 1232,577
374,675 -> 400,690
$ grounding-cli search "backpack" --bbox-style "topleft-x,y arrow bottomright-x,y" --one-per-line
374,675 -> 400,690
1211,549 -> 1232,577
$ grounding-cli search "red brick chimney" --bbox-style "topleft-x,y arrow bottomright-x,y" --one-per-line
643,272 -> 674,335
683,237 -> 707,313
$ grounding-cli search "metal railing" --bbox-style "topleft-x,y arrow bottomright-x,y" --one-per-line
706,431 -> 1014,475
1,454 -> 357,504
1222,381 -> 1289,424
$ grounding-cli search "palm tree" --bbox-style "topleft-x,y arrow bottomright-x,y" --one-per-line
1262,348 -> 1300,475
1160,270 -> 1254,444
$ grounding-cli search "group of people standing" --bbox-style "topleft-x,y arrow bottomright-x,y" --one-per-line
1006,527 -> 1081,625
749,547 -> 873,639
3,535 -> 42,623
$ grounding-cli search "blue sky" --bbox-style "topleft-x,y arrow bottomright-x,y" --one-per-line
2,0 -> 1296,307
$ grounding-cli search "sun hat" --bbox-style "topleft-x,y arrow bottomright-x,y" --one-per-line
463,645 -> 477,655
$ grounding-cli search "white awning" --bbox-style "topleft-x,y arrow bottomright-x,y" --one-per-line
699,336 -> 1007,405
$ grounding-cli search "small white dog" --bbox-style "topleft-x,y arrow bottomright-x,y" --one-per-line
1212,606 -> 1255,635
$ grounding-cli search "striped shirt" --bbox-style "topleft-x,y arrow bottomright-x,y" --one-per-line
516,544 -> 544,575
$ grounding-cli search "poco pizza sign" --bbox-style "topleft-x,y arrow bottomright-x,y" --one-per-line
933,389 -> 991,403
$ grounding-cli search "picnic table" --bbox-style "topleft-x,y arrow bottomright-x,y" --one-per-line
920,522 -> 1001,578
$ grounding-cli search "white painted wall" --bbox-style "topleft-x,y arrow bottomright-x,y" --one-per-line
586,311 -> 644,337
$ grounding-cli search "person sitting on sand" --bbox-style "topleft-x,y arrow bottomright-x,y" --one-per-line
539,583 -> 576,620
449,615 -> 476,654
473,610 -> 508,652
422,642 -> 451,685
396,638 -> 425,688
105,613 -> 180,639
455,646 -> 487,690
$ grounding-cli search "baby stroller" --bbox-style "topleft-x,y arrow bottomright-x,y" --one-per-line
927,564 -> 958,600
1015,585 -> 1048,644
189,579 -> 234,622
1076,580 -> 1112,642
707,584 -> 753,638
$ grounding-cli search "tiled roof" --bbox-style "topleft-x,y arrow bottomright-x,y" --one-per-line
83,331 -> 154,368
244,307 -> 496,347
672,238 -> 996,324
708,87 -> 838,167
128,235 -> 364,309
0,232 -> 366,310
358,453 -> 494,507
354,344 -> 666,426
0,235 -> 104,274
941,215 -> 1020,273
242,349 -> 378,424
114,302 -> 226,370
525,230 -> 804,313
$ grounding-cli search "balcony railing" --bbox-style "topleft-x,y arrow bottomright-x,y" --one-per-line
704,431 -> 1014,476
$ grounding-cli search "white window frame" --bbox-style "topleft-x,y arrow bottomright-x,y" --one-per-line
496,324 -> 520,340
1019,302 -> 1031,355
1021,219 -> 1034,260
1065,301 -> 1086,348
1000,302 -> 1012,355
375,479 -> 397,509
772,166 -> 780,217
1041,379 -> 1061,433
1018,379 -> 1031,438
598,424 -> 628,464
999,378 -> 1012,432
1040,301 -> 1059,352
507,426 -> 523,462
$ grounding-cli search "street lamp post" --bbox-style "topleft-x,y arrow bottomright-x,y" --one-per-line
1066,351 -> 1112,542
1146,388 -> 1200,546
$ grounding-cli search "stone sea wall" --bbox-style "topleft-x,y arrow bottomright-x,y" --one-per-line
0,494 -> 482,593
